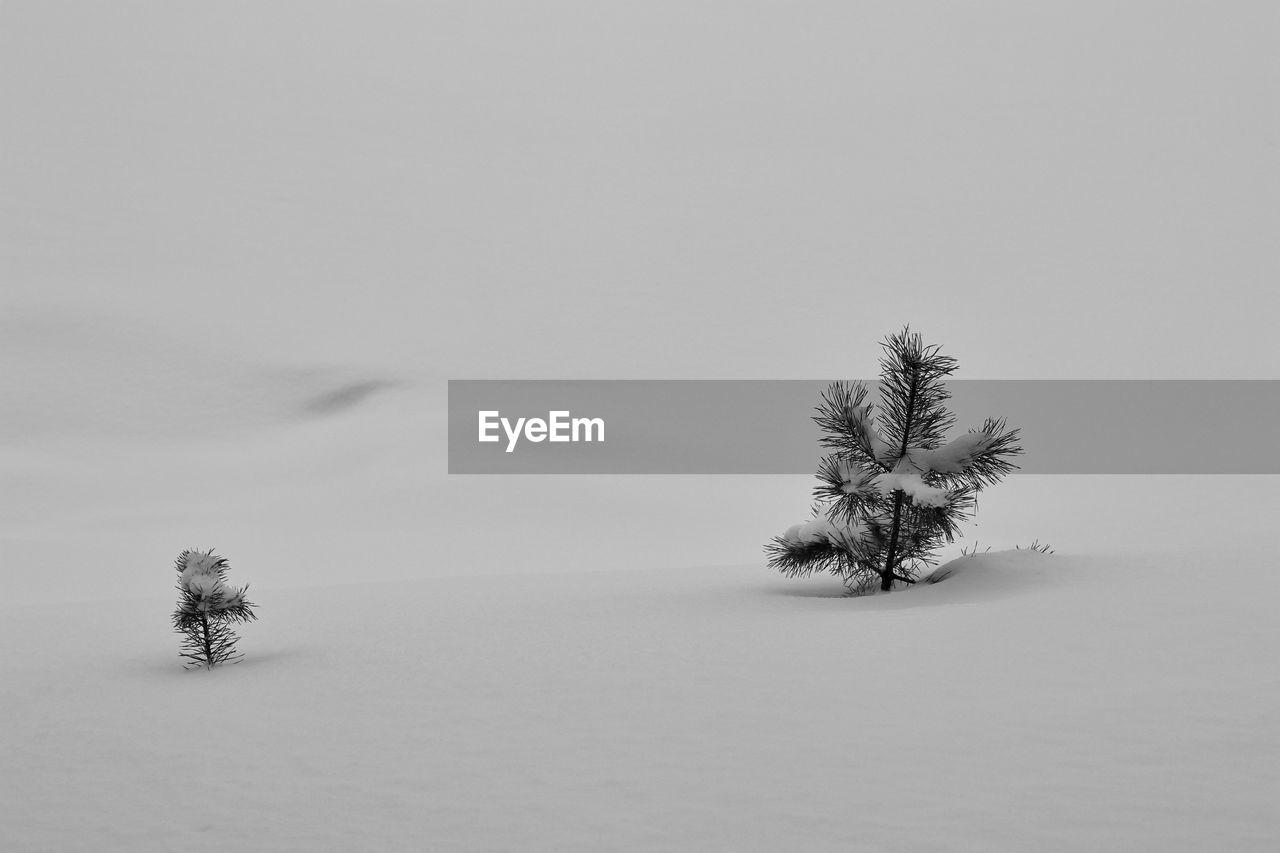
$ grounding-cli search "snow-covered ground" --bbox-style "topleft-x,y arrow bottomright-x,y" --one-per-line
3,547 -> 1276,852
5,2 -> 1277,849
2,308 -> 1278,851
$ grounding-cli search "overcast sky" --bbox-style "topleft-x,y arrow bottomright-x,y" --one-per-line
4,1 -> 1276,380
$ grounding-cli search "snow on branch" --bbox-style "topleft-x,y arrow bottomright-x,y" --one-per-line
872,465 -> 952,508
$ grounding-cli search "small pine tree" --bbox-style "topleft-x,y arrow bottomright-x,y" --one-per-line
172,548 -> 258,668
767,328 -> 1023,594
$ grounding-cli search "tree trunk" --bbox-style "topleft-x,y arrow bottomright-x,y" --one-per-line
200,611 -> 213,668
881,490 -> 905,591
881,362 -> 920,591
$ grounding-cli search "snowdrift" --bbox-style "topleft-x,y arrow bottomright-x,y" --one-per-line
2,548 -> 1274,852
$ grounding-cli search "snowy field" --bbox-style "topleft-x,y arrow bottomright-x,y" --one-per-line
3,316 -> 1276,850
3,546 -> 1276,852
4,2 -> 1278,850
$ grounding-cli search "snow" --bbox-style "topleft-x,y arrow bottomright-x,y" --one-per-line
788,506 -> 873,550
183,573 -> 219,596
847,403 -> 895,465
2,548 -> 1276,852
3,2 -> 1277,848
873,467 -> 953,507
797,515 -> 838,544
836,457 -> 878,497
179,555 -> 224,593
178,551 -> 222,576
2,311 -> 1276,851
917,432 -> 996,474
794,516 -> 830,544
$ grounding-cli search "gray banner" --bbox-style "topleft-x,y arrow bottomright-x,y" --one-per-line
447,380 -> 1280,474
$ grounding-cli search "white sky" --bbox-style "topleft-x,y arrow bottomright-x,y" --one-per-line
4,1 -> 1277,379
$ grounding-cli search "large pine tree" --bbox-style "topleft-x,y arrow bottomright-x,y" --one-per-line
767,328 -> 1022,593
